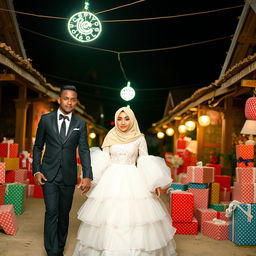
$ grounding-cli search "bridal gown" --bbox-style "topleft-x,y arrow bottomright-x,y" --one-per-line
73,136 -> 176,256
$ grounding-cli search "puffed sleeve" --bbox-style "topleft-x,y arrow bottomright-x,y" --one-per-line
89,147 -> 110,185
137,137 -> 172,191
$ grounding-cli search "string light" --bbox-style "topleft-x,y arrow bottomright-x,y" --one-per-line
157,132 -> 165,139
185,120 -> 196,131
166,128 -> 174,136
89,132 -> 96,139
120,81 -> 136,101
198,115 -> 210,126
178,125 -> 187,134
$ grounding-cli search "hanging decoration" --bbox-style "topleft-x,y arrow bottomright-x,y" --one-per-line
68,1 -> 102,43
120,81 -> 136,101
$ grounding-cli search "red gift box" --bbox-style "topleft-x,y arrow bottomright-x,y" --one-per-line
34,185 -> 44,198
27,171 -> 36,185
173,217 -> 198,235
206,163 -> 222,175
186,166 -> 214,183
0,204 -> 18,235
236,144 -> 254,167
170,191 -> 194,222
195,208 -> 217,231
236,167 -> 256,183
214,175 -> 231,191
202,219 -> 229,240
0,184 -> 4,204
0,162 -> 5,184
27,184 -> 35,197
0,143 -> 18,158
232,182 -> 256,203
14,170 -> 28,183
217,211 -> 229,221
220,188 -> 231,202
188,188 -> 209,213
5,170 -> 15,183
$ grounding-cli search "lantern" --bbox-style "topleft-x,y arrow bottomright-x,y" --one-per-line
178,125 -> 187,134
198,115 -> 210,127
166,128 -> 174,136
245,97 -> 256,120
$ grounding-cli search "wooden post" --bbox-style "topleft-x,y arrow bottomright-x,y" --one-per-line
197,109 -> 205,162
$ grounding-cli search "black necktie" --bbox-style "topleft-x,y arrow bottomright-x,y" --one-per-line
59,114 -> 69,142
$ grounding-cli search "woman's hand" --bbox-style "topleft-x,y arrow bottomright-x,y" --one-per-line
155,187 -> 161,198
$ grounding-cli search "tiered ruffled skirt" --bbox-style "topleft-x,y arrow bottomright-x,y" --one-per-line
73,157 -> 176,256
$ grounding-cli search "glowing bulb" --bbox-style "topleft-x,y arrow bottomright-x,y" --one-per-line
185,121 -> 196,131
89,132 -> 96,139
120,81 -> 135,101
198,115 -> 210,127
157,132 -> 165,139
166,128 -> 174,136
178,125 -> 187,134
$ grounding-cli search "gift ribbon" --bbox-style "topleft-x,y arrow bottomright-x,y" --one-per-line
225,200 -> 253,242
5,182 -> 25,195
212,218 -> 227,225
236,157 -> 254,166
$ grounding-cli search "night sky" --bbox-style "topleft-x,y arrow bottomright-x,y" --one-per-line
13,0 -> 244,132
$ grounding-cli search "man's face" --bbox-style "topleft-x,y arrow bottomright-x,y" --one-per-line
58,90 -> 78,114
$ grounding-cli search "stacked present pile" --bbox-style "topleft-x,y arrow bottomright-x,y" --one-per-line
225,143 -> 256,245
0,140 -> 42,236
168,162 -> 230,240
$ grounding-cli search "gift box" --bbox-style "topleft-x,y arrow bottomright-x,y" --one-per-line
220,188 -> 231,202
210,182 -> 220,204
195,208 -> 217,231
236,167 -> 256,183
0,158 -> 19,171
170,183 -> 188,191
0,143 -> 18,158
217,211 -> 229,221
170,191 -> 194,222
5,170 -> 15,183
236,144 -> 254,167
206,163 -> 222,175
202,219 -> 229,240
4,183 -> 26,215
214,175 -> 231,191
34,184 -> 43,198
210,203 -> 229,212
188,188 -> 209,212
14,170 -> 28,183
0,204 -> 18,235
173,217 -> 198,235
228,202 -> 256,245
232,182 -> 256,203
0,184 -> 4,204
27,171 -> 36,185
186,166 -> 214,184
19,151 -> 32,170
0,162 -> 5,184
188,183 -> 208,189
27,184 -> 35,197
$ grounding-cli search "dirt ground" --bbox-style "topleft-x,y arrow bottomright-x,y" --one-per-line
0,189 -> 256,256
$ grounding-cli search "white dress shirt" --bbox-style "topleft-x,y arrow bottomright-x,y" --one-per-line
57,109 -> 72,136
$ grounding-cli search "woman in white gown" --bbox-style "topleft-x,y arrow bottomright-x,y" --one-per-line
73,107 -> 176,256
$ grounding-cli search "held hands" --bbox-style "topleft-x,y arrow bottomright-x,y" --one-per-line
34,173 -> 47,185
155,187 -> 161,198
78,178 -> 91,195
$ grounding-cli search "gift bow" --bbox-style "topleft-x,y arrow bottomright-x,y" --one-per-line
236,157 -> 254,166
225,200 -> 253,242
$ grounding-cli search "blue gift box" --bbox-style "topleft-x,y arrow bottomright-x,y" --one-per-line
170,183 -> 188,191
188,183 -> 208,189
229,203 -> 256,245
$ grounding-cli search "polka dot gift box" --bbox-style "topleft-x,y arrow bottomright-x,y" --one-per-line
202,219 -> 229,240
195,208 -> 217,231
236,144 -> 254,167
0,204 -> 18,235
0,162 -> 5,184
227,202 -> 256,245
0,184 -> 4,205
4,183 -> 26,215
186,166 -> 214,183
172,217 -> 198,235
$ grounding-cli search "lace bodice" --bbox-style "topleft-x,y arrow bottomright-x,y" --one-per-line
103,136 -> 148,165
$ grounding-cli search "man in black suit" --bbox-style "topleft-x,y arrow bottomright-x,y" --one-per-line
33,85 -> 93,256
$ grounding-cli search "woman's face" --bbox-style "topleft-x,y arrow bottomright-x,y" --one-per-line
117,111 -> 131,132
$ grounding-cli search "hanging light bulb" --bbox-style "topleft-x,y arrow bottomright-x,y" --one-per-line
166,128 -> 174,136
178,125 -> 187,134
89,132 -> 96,139
120,81 -> 136,101
198,115 -> 210,127
185,120 -> 196,131
157,132 -> 165,139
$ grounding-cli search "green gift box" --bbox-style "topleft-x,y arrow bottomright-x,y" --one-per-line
4,183 -> 26,215
209,203 -> 229,212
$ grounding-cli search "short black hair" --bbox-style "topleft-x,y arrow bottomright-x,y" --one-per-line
60,85 -> 77,95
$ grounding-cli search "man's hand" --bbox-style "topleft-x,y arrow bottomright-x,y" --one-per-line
34,173 -> 47,185
155,187 -> 161,198
78,178 -> 91,195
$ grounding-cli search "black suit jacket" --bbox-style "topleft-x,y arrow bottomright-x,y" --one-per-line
32,111 -> 93,185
